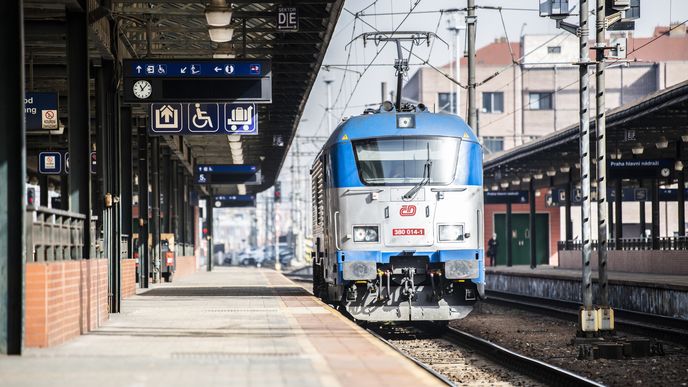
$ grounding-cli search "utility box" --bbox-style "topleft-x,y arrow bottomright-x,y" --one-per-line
539,0 -> 570,20
608,37 -> 627,59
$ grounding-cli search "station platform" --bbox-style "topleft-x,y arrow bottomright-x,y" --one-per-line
486,265 -> 688,319
0,267 -> 441,387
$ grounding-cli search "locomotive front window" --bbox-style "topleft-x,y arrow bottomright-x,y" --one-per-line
353,136 -> 460,185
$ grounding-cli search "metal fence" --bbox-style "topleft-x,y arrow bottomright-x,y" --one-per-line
558,237 -> 688,251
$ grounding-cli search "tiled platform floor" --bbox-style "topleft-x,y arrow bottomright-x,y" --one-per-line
0,267 -> 441,387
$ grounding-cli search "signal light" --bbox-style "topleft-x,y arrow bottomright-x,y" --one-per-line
274,181 -> 282,203
27,188 -> 36,206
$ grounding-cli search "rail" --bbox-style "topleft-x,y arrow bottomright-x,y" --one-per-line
558,237 -> 688,251
25,205 -> 96,262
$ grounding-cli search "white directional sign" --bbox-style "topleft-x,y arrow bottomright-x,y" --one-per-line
150,103 -> 258,135
277,7 -> 299,31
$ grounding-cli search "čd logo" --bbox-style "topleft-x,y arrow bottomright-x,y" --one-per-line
399,205 -> 416,216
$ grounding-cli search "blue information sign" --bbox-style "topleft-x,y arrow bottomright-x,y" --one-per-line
25,92 -> 59,131
38,152 -> 62,174
484,191 -> 529,204
126,60 -> 267,78
195,164 -> 260,185
150,103 -> 258,135
213,195 -> 256,208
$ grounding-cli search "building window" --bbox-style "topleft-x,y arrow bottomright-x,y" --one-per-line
547,46 -> 561,54
437,92 -> 456,113
528,92 -> 553,110
483,136 -> 504,153
481,92 -> 504,113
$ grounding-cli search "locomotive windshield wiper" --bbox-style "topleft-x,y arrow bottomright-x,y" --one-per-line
403,143 -> 432,200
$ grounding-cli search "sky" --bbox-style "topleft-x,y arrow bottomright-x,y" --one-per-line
269,0 -> 688,221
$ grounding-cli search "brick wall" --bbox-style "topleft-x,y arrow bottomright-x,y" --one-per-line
121,259 -> 137,299
175,256 -> 197,279
484,189 -> 561,265
25,259 -> 108,348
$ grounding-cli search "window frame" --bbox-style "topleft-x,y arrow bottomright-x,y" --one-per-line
528,91 -> 554,110
481,91 -> 504,114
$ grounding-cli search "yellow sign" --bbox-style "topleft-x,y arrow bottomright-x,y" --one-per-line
341,134 -> 349,141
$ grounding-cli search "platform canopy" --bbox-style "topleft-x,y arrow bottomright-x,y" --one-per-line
23,0 -> 344,194
484,80 -> 688,190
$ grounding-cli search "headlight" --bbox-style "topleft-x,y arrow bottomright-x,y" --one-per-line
353,226 -> 379,242
445,259 -> 479,279
343,261 -> 377,280
439,224 -> 464,242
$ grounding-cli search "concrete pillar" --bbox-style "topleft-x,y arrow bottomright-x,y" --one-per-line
565,172 -> 573,244
0,0 -> 25,355
67,6 -> 92,258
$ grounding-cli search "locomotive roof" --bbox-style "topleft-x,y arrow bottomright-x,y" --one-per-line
323,111 -> 479,149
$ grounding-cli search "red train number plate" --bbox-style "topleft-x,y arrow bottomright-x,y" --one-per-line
392,228 -> 425,236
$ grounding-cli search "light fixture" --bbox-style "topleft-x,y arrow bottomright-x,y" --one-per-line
511,178 -> 520,185
231,147 -> 243,156
656,136 -> 669,149
682,133 -> 688,143
209,27 -> 234,43
575,162 -> 581,169
676,160 -> 684,172
229,141 -> 242,150
533,171 -> 544,180
213,52 -> 236,59
560,164 -> 571,173
522,176 -> 532,183
500,181 -> 509,189
546,167 -> 556,177
632,143 -> 644,155
237,184 -> 247,195
205,1 -> 232,26
227,134 -> 241,142
491,184 -> 499,191
483,186 -> 488,192
591,180 -> 598,188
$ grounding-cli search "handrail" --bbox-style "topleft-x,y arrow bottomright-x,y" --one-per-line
333,211 -> 341,250
558,237 -> 688,251
25,206 -> 88,262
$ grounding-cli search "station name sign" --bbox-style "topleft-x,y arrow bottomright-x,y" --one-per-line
484,190 -> 529,204
25,92 -> 58,131
195,164 -> 262,185
122,59 -> 272,103
213,195 -> 256,208
608,159 -> 673,179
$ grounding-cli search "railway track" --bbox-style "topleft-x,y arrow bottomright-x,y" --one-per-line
285,270 -> 600,386
485,290 -> 688,346
370,323 -> 602,387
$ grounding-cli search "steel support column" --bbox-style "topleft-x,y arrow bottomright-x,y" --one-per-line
529,181 -> 537,269
207,197 -> 213,271
677,143 -> 685,237
67,7 -> 92,258
60,175 -> 69,210
150,137 -> 161,283
39,175 -> 48,207
639,180 -> 646,237
137,127 -> 149,288
0,0 -> 25,355
615,179 -> 622,249
506,201 -> 512,267
162,152 -> 171,234
651,178 -> 660,249
565,171 -> 573,243
120,107 -> 133,256
179,167 -> 186,255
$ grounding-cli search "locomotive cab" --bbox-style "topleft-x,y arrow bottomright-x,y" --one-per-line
311,104 -> 485,322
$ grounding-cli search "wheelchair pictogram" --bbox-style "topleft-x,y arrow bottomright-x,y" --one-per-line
188,103 -> 219,132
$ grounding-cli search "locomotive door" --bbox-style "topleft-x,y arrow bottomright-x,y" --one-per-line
493,213 -> 549,266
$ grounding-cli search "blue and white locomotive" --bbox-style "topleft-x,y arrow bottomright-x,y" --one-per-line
310,101 -> 485,322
